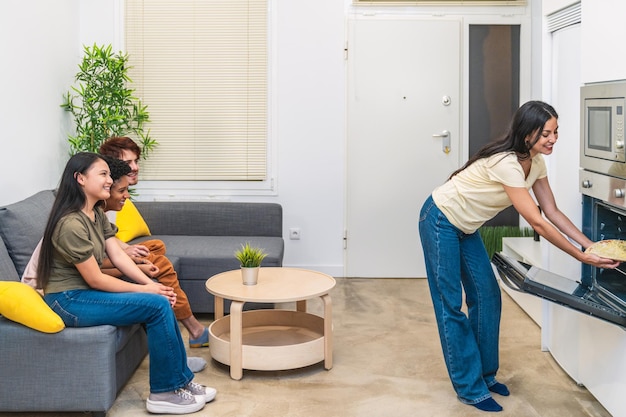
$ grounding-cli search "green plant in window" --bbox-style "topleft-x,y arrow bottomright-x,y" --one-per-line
61,44 -> 156,156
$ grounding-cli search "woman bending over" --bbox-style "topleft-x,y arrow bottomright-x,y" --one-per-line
418,101 -> 618,412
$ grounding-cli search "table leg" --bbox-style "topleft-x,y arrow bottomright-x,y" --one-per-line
229,301 -> 244,380
321,294 -> 333,370
296,300 -> 307,312
214,296 -> 224,320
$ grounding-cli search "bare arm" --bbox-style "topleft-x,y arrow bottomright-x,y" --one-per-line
101,244 -> 159,279
105,238 -> 155,285
75,255 -> 172,300
531,177 -> 594,249
503,179 -> 619,269
115,237 -> 150,258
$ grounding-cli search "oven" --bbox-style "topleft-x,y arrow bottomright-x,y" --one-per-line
492,189 -> 626,327
492,81 -> 626,328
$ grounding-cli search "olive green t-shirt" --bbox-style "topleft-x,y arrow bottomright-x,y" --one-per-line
45,207 -> 117,294
432,152 -> 547,234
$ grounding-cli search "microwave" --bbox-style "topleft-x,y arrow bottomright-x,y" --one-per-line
580,81 -> 626,177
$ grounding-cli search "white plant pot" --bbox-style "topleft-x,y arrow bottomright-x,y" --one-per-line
241,266 -> 260,285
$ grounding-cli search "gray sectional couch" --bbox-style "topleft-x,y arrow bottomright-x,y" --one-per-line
0,190 -> 284,415
133,200 -> 284,313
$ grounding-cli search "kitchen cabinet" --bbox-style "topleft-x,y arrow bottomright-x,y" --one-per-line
581,0 -> 626,83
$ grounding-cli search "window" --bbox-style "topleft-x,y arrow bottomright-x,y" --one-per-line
125,0 -> 268,182
353,0 -> 525,5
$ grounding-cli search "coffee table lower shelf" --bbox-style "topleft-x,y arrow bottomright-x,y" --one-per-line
208,309 -> 325,371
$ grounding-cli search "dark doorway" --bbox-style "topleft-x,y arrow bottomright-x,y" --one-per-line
469,24 -> 521,226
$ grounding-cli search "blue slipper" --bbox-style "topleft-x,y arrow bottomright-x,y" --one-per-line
189,327 -> 210,348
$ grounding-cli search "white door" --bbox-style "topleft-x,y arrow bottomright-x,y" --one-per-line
346,17 -> 462,278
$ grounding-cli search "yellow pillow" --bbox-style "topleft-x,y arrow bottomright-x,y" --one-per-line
0,281 -> 65,333
115,199 -> 151,243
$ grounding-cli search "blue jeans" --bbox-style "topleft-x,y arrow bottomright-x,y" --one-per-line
418,195 -> 502,404
45,289 -> 193,394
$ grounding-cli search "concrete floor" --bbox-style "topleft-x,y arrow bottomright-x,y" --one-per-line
1,278 -> 612,417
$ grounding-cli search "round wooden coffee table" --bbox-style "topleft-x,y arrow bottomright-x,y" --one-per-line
205,267 -> 335,380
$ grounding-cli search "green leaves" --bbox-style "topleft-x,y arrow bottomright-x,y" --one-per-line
61,44 -> 156,157
234,242 -> 268,268
479,226 -> 535,259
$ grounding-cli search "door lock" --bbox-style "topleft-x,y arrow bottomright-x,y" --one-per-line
432,130 -> 451,154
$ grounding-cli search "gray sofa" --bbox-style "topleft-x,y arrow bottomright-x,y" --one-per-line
132,200 -> 284,313
0,190 -> 284,415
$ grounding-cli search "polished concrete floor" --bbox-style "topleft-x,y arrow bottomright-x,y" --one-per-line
2,278 -> 612,417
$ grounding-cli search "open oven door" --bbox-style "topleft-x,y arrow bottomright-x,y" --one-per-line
492,252 -> 626,327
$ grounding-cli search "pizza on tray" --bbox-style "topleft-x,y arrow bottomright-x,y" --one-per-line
585,240 -> 626,262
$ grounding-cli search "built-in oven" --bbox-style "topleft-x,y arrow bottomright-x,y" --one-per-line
492,80 -> 626,328
492,187 -> 626,328
492,189 -> 626,327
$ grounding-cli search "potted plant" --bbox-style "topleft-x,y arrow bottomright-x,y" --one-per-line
61,44 -> 156,156
234,242 -> 267,285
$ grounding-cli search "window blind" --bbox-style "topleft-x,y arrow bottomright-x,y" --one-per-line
125,0 -> 268,181
354,0 -> 525,5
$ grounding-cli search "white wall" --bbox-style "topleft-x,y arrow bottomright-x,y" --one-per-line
0,0 -> 79,205
0,0 -> 347,276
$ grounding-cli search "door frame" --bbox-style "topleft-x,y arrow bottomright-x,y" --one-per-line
343,9 -> 534,278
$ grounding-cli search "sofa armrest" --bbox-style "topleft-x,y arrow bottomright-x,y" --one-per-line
134,201 -> 283,237
0,318 -> 140,413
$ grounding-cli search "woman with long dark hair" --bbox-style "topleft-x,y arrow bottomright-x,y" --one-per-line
37,152 -> 215,414
418,101 -> 618,412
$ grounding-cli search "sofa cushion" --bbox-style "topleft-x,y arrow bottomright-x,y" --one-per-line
0,190 -> 55,277
132,235 -> 284,280
134,201 -> 283,237
0,237 -> 19,282
0,281 -> 65,333
115,199 -> 152,243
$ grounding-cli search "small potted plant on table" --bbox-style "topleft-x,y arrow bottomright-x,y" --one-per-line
235,242 -> 267,285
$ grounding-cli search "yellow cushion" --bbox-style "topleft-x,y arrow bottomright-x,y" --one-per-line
115,199 -> 151,243
0,281 -> 65,333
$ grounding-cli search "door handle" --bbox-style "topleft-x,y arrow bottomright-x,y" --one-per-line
432,130 -> 451,154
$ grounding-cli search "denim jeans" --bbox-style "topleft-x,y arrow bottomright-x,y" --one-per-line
418,195 -> 502,404
44,289 -> 193,393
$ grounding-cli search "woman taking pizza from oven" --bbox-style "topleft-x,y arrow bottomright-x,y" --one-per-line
418,100 -> 619,412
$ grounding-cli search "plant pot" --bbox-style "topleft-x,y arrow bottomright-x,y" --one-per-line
241,266 -> 260,285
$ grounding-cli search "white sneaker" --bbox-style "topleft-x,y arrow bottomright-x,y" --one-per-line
185,381 -> 217,403
146,388 -> 205,414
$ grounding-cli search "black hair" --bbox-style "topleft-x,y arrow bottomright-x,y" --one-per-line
36,152 -> 107,289
101,154 -> 132,182
449,100 -> 558,179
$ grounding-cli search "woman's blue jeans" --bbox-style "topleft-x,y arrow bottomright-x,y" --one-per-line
45,289 -> 193,394
419,195 -> 502,404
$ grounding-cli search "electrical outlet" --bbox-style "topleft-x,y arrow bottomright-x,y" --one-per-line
289,227 -> 301,240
